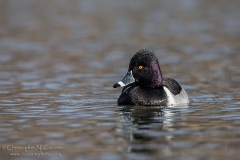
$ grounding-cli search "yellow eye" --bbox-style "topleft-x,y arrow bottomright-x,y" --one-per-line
138,65 -> 143,70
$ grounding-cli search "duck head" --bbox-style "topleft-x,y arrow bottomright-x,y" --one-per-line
113,49 -> 163,88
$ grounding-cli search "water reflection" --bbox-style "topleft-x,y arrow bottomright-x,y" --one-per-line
118,105 -> 189,153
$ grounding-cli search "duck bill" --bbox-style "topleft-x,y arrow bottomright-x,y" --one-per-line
113,71 -> 135,88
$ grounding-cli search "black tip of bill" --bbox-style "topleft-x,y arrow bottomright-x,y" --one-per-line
113,83 -> 120,88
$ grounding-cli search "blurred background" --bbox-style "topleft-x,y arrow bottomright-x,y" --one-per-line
0,0 -> 240,160
1,0 -> 239,75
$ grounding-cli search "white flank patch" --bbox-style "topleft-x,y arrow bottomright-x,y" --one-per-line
163,86 -> 189,105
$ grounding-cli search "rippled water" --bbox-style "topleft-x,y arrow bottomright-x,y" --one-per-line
0,0 -> 240,160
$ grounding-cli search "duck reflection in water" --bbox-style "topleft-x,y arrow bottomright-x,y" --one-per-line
118,105 -> 189,153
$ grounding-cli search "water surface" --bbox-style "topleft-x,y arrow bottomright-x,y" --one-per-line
0,0 -> 240,160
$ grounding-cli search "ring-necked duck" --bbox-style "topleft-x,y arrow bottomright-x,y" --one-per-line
113,49 -> 189,106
